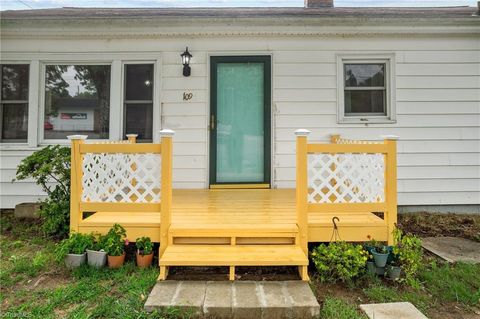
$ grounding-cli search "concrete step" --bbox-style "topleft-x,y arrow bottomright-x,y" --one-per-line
144,280 -> 320,319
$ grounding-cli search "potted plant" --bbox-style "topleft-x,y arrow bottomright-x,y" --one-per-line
104,224 -> 128,269
136,236 -> 154,268
86,232 -> 108,268
371,242 -> 390,268
386,261 -> 401,280
55,232 -> 92,268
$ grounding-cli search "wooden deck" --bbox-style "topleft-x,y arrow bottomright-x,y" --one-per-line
80,188 -> 388,243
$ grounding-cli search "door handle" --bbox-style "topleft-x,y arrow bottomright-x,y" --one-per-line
210,114 -> 216,130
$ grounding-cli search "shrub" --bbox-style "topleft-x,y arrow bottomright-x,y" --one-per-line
311,241 -> 368,283
55,232 -> 93,262
15,145 -> 71,238
88,232 -> 108,251
393,228 -> 423,287
136,237 -> 153,255
104,224 -> 127,256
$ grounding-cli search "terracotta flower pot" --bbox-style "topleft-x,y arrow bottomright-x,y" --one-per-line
136,251 -> 153,268
107,252 -> 125,269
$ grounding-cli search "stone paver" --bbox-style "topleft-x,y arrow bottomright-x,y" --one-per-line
360,302 -> 428,319
145,280 -> 320,318
203,281 -> 232,318
14,202 -> 41,219
232,281 -> 262,319
174,281 -> 207,316
143,280 -> 179,312
422,237 -> 480,263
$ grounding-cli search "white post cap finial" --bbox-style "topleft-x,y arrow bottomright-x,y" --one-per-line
295,129 -> 311,136
126,134 -> 138,138
159,129 -> 175,137
380,135 -> 399,140
67,135 -> 88,140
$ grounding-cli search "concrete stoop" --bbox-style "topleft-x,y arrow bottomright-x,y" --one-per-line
144,280 -> 320,319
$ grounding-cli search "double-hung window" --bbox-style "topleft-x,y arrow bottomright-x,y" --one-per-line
124,64 -> 154,141
337,55 -> 395,123
1,64 -> 29,142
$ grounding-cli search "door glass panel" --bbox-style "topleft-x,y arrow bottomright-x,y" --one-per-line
216,62 -> 264,183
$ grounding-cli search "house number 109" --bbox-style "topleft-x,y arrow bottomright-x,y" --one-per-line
183,92 -> 193,101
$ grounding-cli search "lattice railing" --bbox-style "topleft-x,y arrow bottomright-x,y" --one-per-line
307,153 -> 385,204
82,153 -> 161,203
295,130 -> 398,245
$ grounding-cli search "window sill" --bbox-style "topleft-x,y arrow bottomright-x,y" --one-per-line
338,118 -> 396,125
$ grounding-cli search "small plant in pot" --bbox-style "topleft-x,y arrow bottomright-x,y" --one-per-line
136,236 -> 154,268
86,232 -> 108,268
104,224 -> 128,269
386,260 -> 401,280
55,232 -> 93,268
371,242 -> 390,268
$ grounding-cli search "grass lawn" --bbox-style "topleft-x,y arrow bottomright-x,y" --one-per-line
1,212 -> 479,319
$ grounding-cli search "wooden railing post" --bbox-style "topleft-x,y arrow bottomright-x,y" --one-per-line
295,129 -> 310,255
159,129 -> 174,258
126,134 -> 138,143
383,135 -> 398,245
67,135 -> 88,233
330,134 -> 340,144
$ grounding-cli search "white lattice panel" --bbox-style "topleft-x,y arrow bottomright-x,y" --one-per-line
82,153 -> 161,203
308,153 -> 385,204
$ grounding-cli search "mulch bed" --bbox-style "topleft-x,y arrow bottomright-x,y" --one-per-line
398,212 -> 480,242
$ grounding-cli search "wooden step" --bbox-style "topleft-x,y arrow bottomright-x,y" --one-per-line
169,223 -> 298,238
160,245 -> 308,267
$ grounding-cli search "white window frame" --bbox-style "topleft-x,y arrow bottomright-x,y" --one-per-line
0,61 -> 32,146
39,61 -> 114,144
336,53 -> 396,124
121,61 -> 159,142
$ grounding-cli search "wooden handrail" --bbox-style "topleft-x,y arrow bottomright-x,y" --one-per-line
296,131 -> 398,245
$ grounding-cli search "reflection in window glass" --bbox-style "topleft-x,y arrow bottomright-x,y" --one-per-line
124,64 -> 153,141
344,63 -> 386,116
44,65 -> 111,139
1,64 -> 29,142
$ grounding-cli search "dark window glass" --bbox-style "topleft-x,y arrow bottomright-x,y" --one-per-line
345,64 -> 385,87
1,64 -> 29,142
44,65 -> 111,139
125,64 -> 153,101
345,90 -> 385,115
344,63 -> 386,116
125,103 -> 153,140
1,103 -> 28,140
124,64 -> 153,141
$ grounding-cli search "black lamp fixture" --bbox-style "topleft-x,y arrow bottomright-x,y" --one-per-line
180,47 -> 192,77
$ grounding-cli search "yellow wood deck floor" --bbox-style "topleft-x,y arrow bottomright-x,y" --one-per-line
79,189 -> 388,243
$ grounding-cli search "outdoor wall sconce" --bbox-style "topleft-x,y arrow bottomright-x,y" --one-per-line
181,47 -> 192,77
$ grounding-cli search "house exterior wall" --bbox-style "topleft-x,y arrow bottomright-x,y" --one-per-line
1,27 -> 479,209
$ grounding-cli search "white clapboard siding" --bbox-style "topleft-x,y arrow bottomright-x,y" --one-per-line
1,28 -> 479,207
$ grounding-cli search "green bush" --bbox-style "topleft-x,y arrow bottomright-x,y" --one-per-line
136,237 -> 153,255
15,145 -> 71,238
55,232 -> 94,262
104,224 -> 127,256
311,241 -> 368,283
393,228 -> 423,287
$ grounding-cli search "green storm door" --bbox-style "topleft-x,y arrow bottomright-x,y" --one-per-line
210,56 -> 271,186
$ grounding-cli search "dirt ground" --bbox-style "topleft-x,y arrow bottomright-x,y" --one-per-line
398,212 -> 480,241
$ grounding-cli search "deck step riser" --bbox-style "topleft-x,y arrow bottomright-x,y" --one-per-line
173,237 -> 295,245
